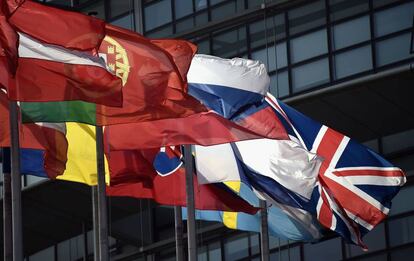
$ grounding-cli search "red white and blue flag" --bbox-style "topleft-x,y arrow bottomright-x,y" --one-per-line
264,93 -> 406,248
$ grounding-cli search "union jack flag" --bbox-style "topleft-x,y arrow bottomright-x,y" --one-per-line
265,93 -> 406,248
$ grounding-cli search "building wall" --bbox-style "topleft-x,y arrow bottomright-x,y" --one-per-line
5,0 -> 414,260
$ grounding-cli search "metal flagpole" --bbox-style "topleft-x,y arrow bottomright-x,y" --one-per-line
91,186 -> 100,261
9,101 -> 23,261
2,148 -> 13,261
183,144 -> 197,260
260,200 -> 270,261
95,126 -> 109,261
174,206 -> 184,261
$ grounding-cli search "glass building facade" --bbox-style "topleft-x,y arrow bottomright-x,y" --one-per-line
1,0 -> 413,260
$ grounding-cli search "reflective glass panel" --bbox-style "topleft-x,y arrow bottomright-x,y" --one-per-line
144,0 -> 172,31
175,0 -> 193,19
304,237 -> 342,261
211,1 -> 236,21
213,27 -> 247,58
376,33 -> 413,66
292,58 -> 329,92
109,0 -> 132,18
391,154 -> 414,177
390,244 -> 414,260
251,233 -> 260,255
270,245 -> 301,261
249,15 -> 285,49
195,39 -> 210,54
291,29 -> 328,63
344,223 -> 386,258
289,0 -> 326,35
252,44 -> 287,72
208,241 -> 222,260
332,16 -> 370,50
329,0 -> 369,21
334,45 -> 372,79
176,17 -> 195,33
31,246 -> 54,261
389,185 -> 414,216
81,2 -> 105,19
382,129 -> 414,154
270,71 -> 289,98
111,14 -> 134,30
145,25 -> 173,38
388,215 -> 414,247
374,2 -> 414,37
195,0 -> 208,10
224,235 -> 249,260
195,12 -> 209,27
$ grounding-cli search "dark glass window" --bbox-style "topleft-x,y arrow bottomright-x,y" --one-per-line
109,0 -> 132,18
111,14 -> 134,30
292,58 -> 330,92
304,237 -> 342,261
389,185 -> 414,216
376,33 -> 413,66
374,2 -> 414,37
388,215 -> 414,247
195,0 -> 208,10
329,0 -> 369,22
391,154 -> 414,177
211,1 -> 237,21
224,234 -> 249,261
290,29 -> 328,63
332,16 -> 370,50
382,129 -> 414,154
344,223 -> 386,258
81,2 -> 105,20
270,71 -> 289,98
288,0 -> 326,35
145,25 -> 173,38
144,0 -> 172,31
390,244 -> 414,261
213,27 -> 247,58
270,245 -> 301,261
175,0 -> 194,19
334,45 -> 372,79
208,241 -> 222,260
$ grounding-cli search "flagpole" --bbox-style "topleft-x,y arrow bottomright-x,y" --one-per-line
9,101 -> 23,261
2,148 -> 13,261
91,186 -> 100,261
174,206 -> 184,261
260,200 -> 269,261
183,144 -> 197,261
95,126 -> 109,261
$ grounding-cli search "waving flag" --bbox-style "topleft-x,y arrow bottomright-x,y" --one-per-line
106,55 -> 288,150
243,93 -> 406,248
20,24 -> 206,125
106,146 -> 258,214
2,0 -> 123,106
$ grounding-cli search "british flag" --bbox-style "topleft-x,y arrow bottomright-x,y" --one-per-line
264,93 -> 406,248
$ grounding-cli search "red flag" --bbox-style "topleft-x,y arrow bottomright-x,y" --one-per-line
0,91 -> 67,178
106,148 -> 258,214
3,0 -> 123,106
92,25 -> 206,125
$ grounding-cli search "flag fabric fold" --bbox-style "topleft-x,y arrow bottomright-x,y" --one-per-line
2,0 -> 123,106
106,146 -> 259,214
20,24 -> 207,125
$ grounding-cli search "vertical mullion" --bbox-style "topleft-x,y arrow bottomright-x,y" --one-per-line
368,0 -> 378,71
325,0 -> 335,83
171,0 -> 176,34
284,11 -> 293,96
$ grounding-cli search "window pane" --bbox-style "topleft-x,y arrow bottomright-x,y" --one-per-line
391,154 -> 414,177
250,233 -> 260,255
304,237 -> 341,261
388,215 -> 414,247
376,33 -> 413,66
224,235 -> 249,261
213,27 -> 247,58
109,0 -> 132,18
344,223 -> 386,258
211,1 -> 236,21
390,244 -> 414,261
81,2 -> 105,19
145,25 -> 173,38
176,17 -> 195,33
292,58 -> 329,92
111,14 -> 134,30
270,246 -> 301,261
195,0 -> 207,10
195,12 -> 209,27
389,185 -> 414,216
329,0 -> 369,21
334,45 -> 372,79
198,245 -> 208,261
208,241 -> 222,260
270,71 -> 289,98
374,2 -> 414,37
251,46 -> 285,72
31,246 -> 54,261
289,0 -> 326,35
195,39 -> 210,54
249,15 -> 285,49
175,0 -> 193,19
382,129 -> 414,154
291,29 -> 328,63
144,0 -> 172,31
332,16 -> 370,50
